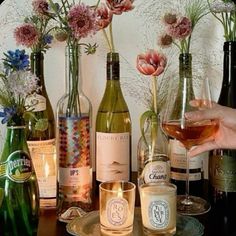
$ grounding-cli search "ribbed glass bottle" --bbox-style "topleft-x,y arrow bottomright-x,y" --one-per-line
56,42 -> 93,222
209,41 -> 236,235
26,52 -> 56,208
95,52 -> 131,185
168,53 -> 204,196
0,124 -> 39,236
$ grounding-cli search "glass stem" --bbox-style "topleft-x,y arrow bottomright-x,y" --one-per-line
185,148 -> 190,201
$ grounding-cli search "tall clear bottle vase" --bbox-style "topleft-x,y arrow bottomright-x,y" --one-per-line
169,53 -> 203,196
56,41 -> 93,222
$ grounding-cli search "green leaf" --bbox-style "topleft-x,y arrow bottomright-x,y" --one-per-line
35,118 -> 48,131
23,111 -> 37,122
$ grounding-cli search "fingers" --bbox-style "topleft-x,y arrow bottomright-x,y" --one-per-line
189,99 -> 215,109
188,141 -> 217,157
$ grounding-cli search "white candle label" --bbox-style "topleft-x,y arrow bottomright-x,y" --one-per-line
106,198 -> 128,226
149,200 -> 170,229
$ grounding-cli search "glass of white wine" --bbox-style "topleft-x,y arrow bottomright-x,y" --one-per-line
162,77 -> 219,215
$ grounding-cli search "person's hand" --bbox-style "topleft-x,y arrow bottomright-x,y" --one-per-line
185,103 -> 236,157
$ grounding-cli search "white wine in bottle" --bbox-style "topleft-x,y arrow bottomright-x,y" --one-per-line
26,52 -> 56,209
96,52 -> 131,184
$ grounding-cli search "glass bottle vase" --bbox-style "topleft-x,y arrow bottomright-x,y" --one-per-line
0,125 -> 39,236
56,41 -> 93,222
168,53 -> 204,196
137,115 -> 169,187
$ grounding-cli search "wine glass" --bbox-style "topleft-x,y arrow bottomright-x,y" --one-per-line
162,76 -> 219,215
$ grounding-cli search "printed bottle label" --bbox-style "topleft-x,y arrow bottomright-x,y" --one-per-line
26,94 -> 46,112
149,200 -> 169,229
96,132 -> 130,182
210,154 -> 236,192
107,197 -> 128,226
27,139 -> 56,202
169,140 -> 202,181
0,151 -> 33,183
143,160 -> 170,183
58,116 -> 91,203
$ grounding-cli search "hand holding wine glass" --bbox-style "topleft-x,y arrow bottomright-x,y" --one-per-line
162,76 -> 219,215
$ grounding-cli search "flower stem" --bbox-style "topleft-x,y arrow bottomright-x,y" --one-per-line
109,22 -> 115,52
152,76 -> 158,114
102,29 -> 112,52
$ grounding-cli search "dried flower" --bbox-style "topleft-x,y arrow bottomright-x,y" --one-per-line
96,3 -> 113,29
136,49 -> 167,76
106,0 -> 134,15
163,13 -> 177,25
68,3 -> 97,39
208,0 -> 236,41
32,0 -> 49,16
14,23 -> 39,48
54,28 -> 68,42
167,16 -> 192,39
160,0 -> 208,53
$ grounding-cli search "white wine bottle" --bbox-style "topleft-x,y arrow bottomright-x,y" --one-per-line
26,52 -> 56,209
96,52 -> 131,184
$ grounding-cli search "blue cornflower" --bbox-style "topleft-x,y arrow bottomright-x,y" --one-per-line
3,49 -> 29,72
43,34 -> 53,44
0,107 -> 17,124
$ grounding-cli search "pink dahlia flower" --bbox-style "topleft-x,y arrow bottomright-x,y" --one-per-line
106,0 -> 134,15
96,3 -> 113,29
167,16 -> 192,40
68,3 -> 97,39
14,23 -> 39,48
136,49 -> 167,76
32,0 -> 49,16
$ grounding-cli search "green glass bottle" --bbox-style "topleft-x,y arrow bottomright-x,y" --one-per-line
0,125 -> 39,236
26,52 -> 56,208
96,52 -> 131,184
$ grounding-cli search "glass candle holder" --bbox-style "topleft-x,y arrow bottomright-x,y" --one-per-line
99,181 -> 136,235
140,182 -> 177,235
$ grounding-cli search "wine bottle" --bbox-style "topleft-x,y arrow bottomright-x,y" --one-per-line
96,52 -> 131,184
56,43 -> 93,222
26,52 -> 56,209
0,126 -> 39,236
169,53 -> 204,196
209,41 -> 236,235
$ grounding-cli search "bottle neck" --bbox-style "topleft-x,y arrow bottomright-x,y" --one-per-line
107,52 -> 120,80
179,53 -> 192,79
5,126 -> 27,148
65,43 -> 81,94
30,52 -> 45,87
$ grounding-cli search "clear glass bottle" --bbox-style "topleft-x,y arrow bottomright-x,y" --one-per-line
137,114 -> 170,187
168,53 -> 204,196
0,124 -> 39,236
56,42 -> 93,222
95,52 -> 131,184
26,52 -> 56,209
209,41 -> 236,235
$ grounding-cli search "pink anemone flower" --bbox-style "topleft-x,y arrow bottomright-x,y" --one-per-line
106,0 -> 134,15
96,3 -> 113,29
136,49 -> 167,76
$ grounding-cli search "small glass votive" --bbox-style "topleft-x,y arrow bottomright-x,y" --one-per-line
140,182 -> 177,235
99,181 -> 136,235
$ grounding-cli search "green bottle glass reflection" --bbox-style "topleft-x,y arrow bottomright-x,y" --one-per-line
96,52 -> 131,184
0,126 -> 39,236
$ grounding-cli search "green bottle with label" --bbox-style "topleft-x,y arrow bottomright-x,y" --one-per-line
0,125 -> 39,236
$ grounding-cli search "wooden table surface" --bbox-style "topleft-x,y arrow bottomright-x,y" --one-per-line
37,173 -> 213,236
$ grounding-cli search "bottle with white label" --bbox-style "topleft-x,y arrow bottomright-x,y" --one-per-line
96,52 -> 131,185
26,52 -> 56,209
56,43 -> 92,222
137,115 -> 170,187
